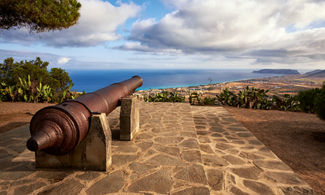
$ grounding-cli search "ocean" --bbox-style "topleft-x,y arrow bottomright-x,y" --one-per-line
68,69 -> 281,92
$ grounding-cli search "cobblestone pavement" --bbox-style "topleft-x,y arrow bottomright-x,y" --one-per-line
0,102 -> 315,194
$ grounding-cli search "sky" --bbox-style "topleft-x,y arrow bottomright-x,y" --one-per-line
0,0 -> 325,70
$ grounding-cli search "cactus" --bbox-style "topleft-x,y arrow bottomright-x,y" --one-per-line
216,88 -> 236,106
36,82 -> 54,102
144,91 -> 185,103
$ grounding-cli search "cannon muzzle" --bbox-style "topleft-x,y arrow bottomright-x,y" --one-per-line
27,76 -> 143,155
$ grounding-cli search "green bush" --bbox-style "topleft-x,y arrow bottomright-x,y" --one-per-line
189,92 -> 202,105
272,94 -> 300,111
0,57 -> 74,103
144,91 -> 185,103
203,97 -> 216,105
296,87 -> 321,113
216,87 -> 273,109
315,84 -> 325,120
216,88 -> 236,106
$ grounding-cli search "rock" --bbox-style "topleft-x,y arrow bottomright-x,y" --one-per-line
181,150 -> 201,163
253,160 -> 291,170
202,154 -> 229,167
265,172 -> 304,185
86,171 -> 124,195
280,186 -> 316,195
136,141 -> 153,152
206,169 -> 223,190
231,166 -> 262,180
145,154 -> 183,166
39,179 -> 84,195
174,164 -> 208,184
129,162 -> 156,175
199,144 -> 215,153
223,155 -> 245,165
112,154 -> 138,166
76,172 -> 101,180
153,144 -> 180,157
154,137 -> 184,145
230,186 -> 250,195
14,182 -> 46,195
178,139 -> 200,149
172,187 -> 210,195
243,180 -> 275,195
128,169 -> 173,194
34,171 -> 71,184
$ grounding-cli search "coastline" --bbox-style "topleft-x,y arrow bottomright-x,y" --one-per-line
69,69 -> 283,92
136,74 -> 325,98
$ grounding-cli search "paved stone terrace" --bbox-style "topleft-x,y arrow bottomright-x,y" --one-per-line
0,102 -> 315,194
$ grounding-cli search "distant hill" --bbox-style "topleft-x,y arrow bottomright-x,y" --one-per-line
252,69 -> 300,74
303,69 -> 325,78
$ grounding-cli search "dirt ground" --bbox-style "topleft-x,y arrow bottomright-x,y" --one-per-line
0,102 -> 54,134
1,102 -> 324,194
225,106 -> 325,195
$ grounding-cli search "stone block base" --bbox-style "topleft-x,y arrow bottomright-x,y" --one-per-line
120,96 -> 139,141
35,113 -> 112,171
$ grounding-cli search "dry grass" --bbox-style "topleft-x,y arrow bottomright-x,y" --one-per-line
0,102 -> 54,134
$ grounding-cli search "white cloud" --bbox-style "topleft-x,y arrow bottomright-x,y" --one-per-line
57,57 -> 71,65
0,0 -> 141,47
122,0 -> 325,67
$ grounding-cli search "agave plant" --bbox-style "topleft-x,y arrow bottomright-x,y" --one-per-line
271,94 -> 299,111
0,81 -> 8,101
216,88 -> 237,106
169,91 -> 185,102
58,83 -> 74,103
18,75 -> 34,102
36,82 -> 54,102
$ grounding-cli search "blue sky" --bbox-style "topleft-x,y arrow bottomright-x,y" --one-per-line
0,0 -> 325,70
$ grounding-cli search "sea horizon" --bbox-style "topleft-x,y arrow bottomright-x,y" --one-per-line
67,69 -> 302,92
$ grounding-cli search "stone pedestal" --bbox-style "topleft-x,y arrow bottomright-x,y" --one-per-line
120,96 -> 139,141
35,113 -> 112,171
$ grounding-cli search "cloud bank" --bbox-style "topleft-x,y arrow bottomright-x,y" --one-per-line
0,0 -> 141,47
120,0 -> 325,66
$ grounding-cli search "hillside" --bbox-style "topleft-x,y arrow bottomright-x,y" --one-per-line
303,70 -> 325,78
253,69 -> 300,74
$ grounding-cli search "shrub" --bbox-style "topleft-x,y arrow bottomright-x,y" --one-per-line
216,87 -> 273,109
296,88 -> 321,113
315,84 -> 325,120
0,57 -> 74,103
216,88 -> 237,106
189,92 -> 202,105
272,94 -> 300,111
144,91 -> 185,103
203,97 -> 216,105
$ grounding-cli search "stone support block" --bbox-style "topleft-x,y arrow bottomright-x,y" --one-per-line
120,96 -> 139,141
35,113 -> 112,171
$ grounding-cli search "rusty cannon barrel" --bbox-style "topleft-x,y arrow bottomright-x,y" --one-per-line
26,76 -> 143,155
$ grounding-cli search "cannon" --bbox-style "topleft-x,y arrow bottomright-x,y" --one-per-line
26,76 -> 143,155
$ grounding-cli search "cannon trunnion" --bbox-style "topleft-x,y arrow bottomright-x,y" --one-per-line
27,76 -> 143,155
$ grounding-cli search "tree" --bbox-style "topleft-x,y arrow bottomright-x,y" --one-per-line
0,0 -> 81,32
49,67 -> 72,92
0,57 -> 73,100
